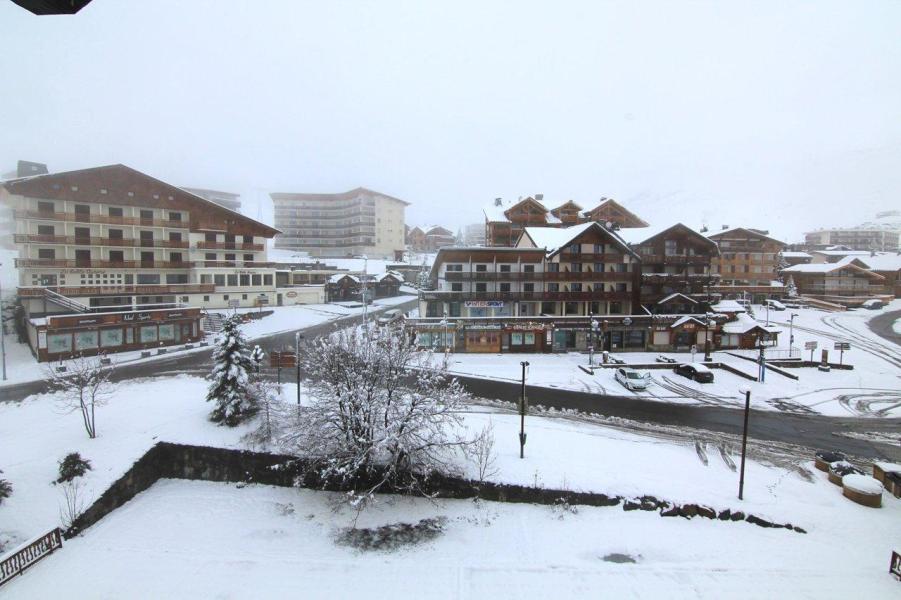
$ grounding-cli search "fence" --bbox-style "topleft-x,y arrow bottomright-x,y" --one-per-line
0,528 -> 63,587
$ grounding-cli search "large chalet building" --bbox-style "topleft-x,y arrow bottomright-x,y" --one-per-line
0,164 -> 327,361
705,227 -> 786,302
406,224 -> 455,252
483,195 -> 647,247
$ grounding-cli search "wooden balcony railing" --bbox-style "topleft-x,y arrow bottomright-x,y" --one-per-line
15,210 -> 188,229
195,241 -> 264,251
443,271 -> 633,282
0,528 -> 63,587
556,253 -> 632,262
15,258 -> 191,269
13,234 -> 188,249
640,254 -> 712,265
194,261 -> 276,269
419,291 -> 632,302
18,284 -> 215,297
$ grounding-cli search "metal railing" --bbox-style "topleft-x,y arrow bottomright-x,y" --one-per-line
16,210 -> 187,229
0,528 -> 63,587
14,234 -> 189,248
15,258 -> 191,269
18,284 -> 215,297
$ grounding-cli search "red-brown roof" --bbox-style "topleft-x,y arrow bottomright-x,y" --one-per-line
3,164 -> 280,237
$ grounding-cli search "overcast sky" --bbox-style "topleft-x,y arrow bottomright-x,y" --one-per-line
1,0 -> 899,242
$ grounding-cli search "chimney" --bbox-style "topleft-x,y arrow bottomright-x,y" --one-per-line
535,193 -> 544,201
722,225 -> 729,230
494,197 -> 502,207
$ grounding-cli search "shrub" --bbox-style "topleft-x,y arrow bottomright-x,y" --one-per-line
56,452 -> 93,484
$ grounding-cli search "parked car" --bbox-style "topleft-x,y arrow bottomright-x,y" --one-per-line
861,299 -> 886,310
376,309 -> 405,326
614,367 -> 651,391
765,299 -> 787,311
674,363 -> 715,383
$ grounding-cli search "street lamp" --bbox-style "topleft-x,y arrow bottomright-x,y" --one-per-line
789,312 -> 799,352
0,262 -> 6,381
519,360 -> 529,459
442,310 -> 449,354
587,311 -> 599,366
704,312 -> 714,362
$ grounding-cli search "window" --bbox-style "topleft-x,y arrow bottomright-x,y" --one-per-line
140,325 -> 158,343
158,324 -> 175,341
243,254 -> 254,262
242,294 -> 248,300
140,230 -> 154,243
251,274 -> 262,286
263,274 -> 273,286
225,234 -> 236,243
548,283 -> 559,292
475,264 -> 487,272
205,233 -> 217,242
109,250 -> 124,263
243,235 -> 253,243
38,201 -> 55,213
203,296 -> 210,302
570,263 -> 582,272
74,331 -> 99,351
100,329 -> 123,347
223,294 -> 230,301
609,302 -> 623,314
214,274 -> 225,286
140,209 -> 153,221
524,283 -> 534,292
567,243 -> 580,254
571,283 -> 582,292
240,274 -> 250,286
224,253 -> 236,262
140,251 -> 154,264
523,264 -> 535,273
137,274 -> 161,284
37,225 -> 55,235
451,283 -> 463,291
499,264 -> 511,272
47,333 -> 72,353
594,263 -> 604,272
168,212 -> 181,222
170,252 -> 183,263
547,263 -> 559,272
475,283 -> 487,292
169,232 -> 182,242
227,274 -> 238,286
108,206 -> 123,217
448,302 -> 461,317
75,250 -> 91,266
205,253 -> 216,261
500,283 -> 511,292
166,274 -> 188,284
108,228 -> 123,240
74,204 -> 90,215
445,264 -> 463,272
664,240 -> 678,256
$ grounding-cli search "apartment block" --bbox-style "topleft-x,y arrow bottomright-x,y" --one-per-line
271,187 -> 407,259
705,227 -> 786,301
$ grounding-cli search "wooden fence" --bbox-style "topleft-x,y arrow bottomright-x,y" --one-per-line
0,528 -> 63,587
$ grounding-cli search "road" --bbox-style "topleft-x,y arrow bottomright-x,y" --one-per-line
868,308 -> 901,347
454,374 -> 901,461
3,298 -> 900,461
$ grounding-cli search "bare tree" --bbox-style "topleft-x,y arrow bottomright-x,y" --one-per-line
44,355 -> 114,439
277,326 -> 482,509
243,379 -> 285,450
467,421 -> 498,483
58,479 -> 89,530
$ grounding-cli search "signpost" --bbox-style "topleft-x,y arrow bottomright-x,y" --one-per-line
804,340 -> 818,362
519,361 -> 529,459
834,342 -> 850,366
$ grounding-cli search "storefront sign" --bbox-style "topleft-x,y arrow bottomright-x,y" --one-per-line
623,317 -> 632,326
38,330 -> 47,349
468,324 -> 502,330
509,323 -> 545,330
465,301 -> 504,308
77,318 -> 99,325
286,291 -> 298,298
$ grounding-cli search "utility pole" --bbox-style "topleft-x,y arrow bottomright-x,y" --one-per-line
295,332 -> 303,405
0,263 -> 6,381
519,361 -> 529,459
704,312 -> 713,362
587,311 -> 594,366
738,389 -> 751,500
758,341 -> 766,382
361,255 -> 369,335
789,312 -> 798,355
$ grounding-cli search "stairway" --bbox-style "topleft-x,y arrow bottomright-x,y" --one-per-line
43,288 -> 90,313
202,312 -> 226,334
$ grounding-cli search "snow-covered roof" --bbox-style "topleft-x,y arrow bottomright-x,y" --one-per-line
780,251 -> 812,259
705,227 -> 785,245
374,272 -> 402,282
657,292 -> 698,305
859,252 -> 901,272
521,222 -> 595,254
722,312 -> 780,334
328,273 -> 359,283
612,222 -> 669,245
670,316 -> 707,329
812,250 -> 872,257
482,197 -> 559,224
711,300 -> 747,314
783,256 -> 872,273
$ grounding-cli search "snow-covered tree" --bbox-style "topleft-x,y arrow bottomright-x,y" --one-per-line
417,258 -> 431,290
207,315 -> 258,426
250,345 -> 265,376
56,453 -> 92,484
44,355 -> 114,439
278,326 -> 480,508
0,469 -> 11,506
785,274 -> 798,298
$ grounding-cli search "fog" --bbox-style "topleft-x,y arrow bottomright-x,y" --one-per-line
1,0 -> 899,242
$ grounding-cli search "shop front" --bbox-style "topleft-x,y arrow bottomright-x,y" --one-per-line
503,324 -> 550,353
463,325 -> 503,353
28,307 -> 203,362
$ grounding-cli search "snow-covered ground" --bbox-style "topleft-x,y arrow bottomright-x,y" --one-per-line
1,374 -> 899,598
267,248 -> 436,274
0,294 -> 416,387
444,302 -> 901,418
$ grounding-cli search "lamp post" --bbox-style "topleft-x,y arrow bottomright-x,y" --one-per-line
738,388 -> 751,500
295,331 -> 304,405
0,263 -> 6,381
519,360 -> 529,459
704,312 -> 714,362
789,312 -> 798,352
588,311 -> 598,366
442,310 -> 449,353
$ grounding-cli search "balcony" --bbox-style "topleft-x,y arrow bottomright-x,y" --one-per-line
15,258 -> 191,270
196,241 -> 264,251
16,210 -> 188,229
443,271 -> 633,282
641,273 -> 720,283
194,261 -> 276,269
556,253 -> 631,262
18,284 -> 215,298
419,290 -> 633,302
641,254 -> 712,266
13,234 -> 189,249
